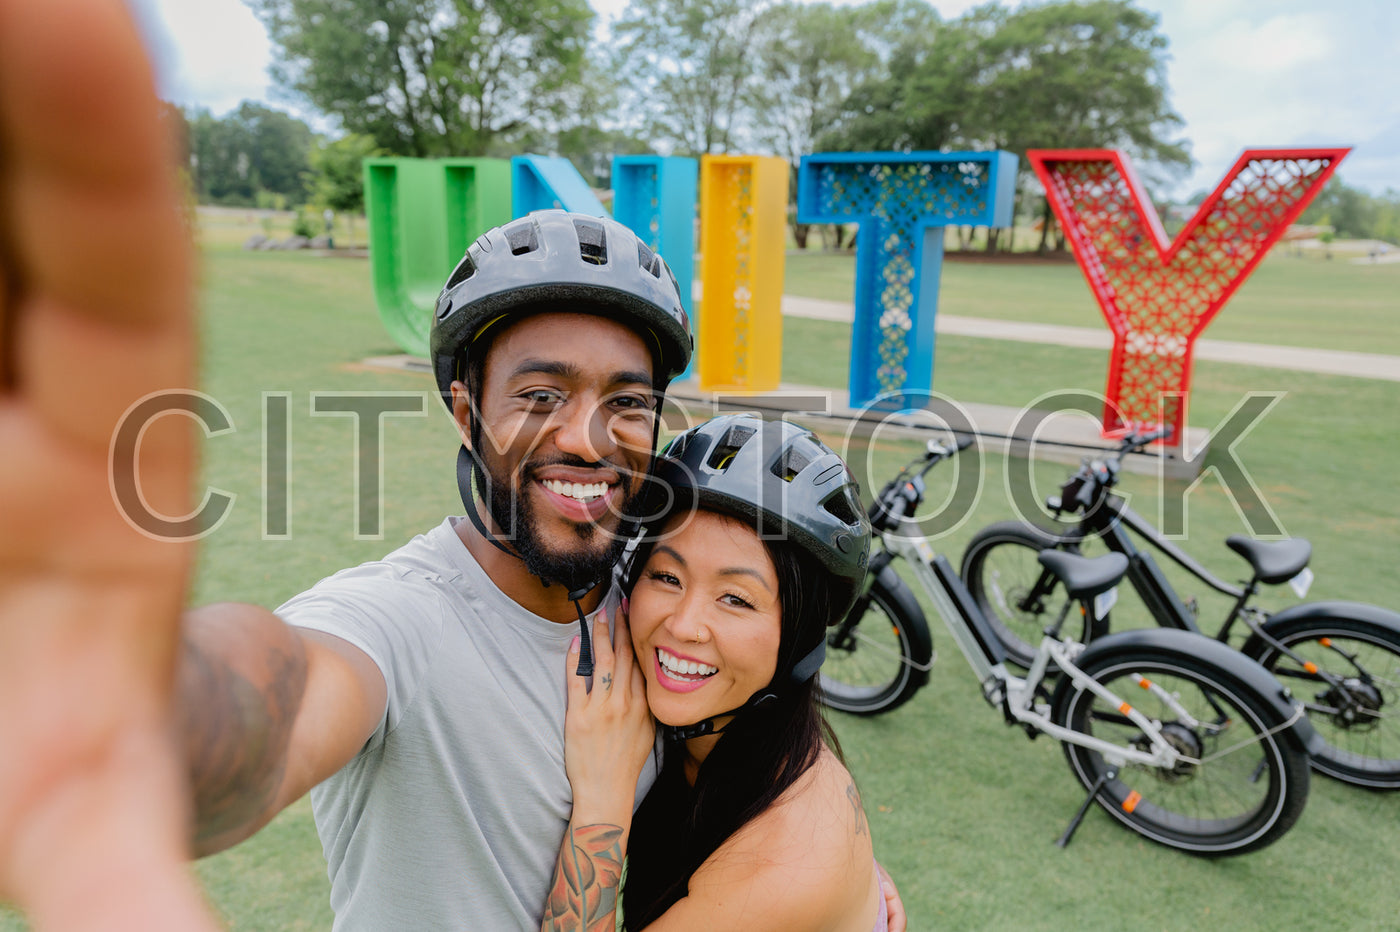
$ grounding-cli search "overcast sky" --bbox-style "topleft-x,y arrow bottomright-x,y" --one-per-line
128,0 -> 1400,198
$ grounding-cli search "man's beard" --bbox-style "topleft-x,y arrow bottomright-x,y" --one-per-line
475,451 -> 641,592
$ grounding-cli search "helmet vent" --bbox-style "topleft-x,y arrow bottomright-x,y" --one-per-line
772,443 -> 815,482
637,241 -> 661,277
445,255 -> 476,290
706,424 -> 757,471
506,221 -> 539,256
573,218 -> 608,265
822,488 -> 862,527
662,431 -> 691,460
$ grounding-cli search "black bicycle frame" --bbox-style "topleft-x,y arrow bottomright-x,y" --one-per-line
1028,493 -> 1260,644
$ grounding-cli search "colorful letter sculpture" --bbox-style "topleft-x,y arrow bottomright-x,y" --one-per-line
364,158 -> 512,355
612,156 -> 698,378
511,154 -> 609,217
699,155 -> 790,392
1029,147 -> 1348,442
797,151 -> 1018,409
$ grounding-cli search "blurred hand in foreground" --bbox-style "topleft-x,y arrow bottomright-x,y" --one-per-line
0,0 -> 216,926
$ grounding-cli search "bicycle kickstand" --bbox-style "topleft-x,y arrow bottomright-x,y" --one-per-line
1055,767 -> 1116,849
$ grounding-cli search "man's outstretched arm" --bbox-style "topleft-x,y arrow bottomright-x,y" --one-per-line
178,604 -> 385,857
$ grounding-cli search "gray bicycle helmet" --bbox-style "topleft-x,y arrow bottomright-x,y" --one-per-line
431,210 -> 692,679
633,414 -> 872,738
430,209 -> 692,411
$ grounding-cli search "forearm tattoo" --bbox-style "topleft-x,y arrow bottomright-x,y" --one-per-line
541,823 -> 626,932
178,634 -> 307,851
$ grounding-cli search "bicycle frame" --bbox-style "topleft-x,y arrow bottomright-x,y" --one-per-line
1048,493 -> 1266,643
880,529 -> 1189,770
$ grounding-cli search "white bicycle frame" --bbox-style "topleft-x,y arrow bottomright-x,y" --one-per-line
881,529 -> 1201,771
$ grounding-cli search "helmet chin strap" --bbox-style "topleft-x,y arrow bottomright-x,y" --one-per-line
660,640 -> 826,742
456,444 -> 599,676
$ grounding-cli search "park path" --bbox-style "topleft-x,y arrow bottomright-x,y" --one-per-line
781,296 -> 1400,382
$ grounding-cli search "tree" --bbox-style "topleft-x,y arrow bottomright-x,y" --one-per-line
818,1 -> 968,154
506,57 -> 650,189
238,102 -> 315,201
309,133 -> 383,245
970,1 -> 1190,251
185,102 -> 314,205
247,0 -> 594,157
828,0 -> 1189,252
1299,180 -> 1400,243
750,1 -> 900,246
611,0 -> 771,156
186,108 -> 254,203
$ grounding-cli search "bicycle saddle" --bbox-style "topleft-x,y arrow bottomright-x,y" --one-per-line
1036,550 -> 1128,600
1224,535 -> 1312,585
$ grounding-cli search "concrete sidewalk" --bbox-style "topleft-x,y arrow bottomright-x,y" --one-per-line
782,296 -> 1400,382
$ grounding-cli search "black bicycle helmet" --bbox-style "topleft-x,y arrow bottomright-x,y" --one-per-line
631,415 -> 871,738
647,414 -> 871,616
430,209 -> 692,411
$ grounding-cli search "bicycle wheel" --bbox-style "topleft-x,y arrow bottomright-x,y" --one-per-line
1244,611 -> 1400,789
820,569 -> 932,715
961,521 -> 1085,668
1051,644 -> 1310,855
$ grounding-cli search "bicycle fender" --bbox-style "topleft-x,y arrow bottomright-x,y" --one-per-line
1076,628 -> 1323,756
1259,600 -> 1400,633
872,562 -> 933,689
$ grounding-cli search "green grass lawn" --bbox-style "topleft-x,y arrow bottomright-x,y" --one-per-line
785,249 -> 1400,357
3,242 -> 1396,930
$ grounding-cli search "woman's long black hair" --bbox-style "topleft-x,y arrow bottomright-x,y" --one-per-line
621,515 -> 851,927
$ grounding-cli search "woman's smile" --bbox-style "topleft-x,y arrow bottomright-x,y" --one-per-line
629,510 -> 783,726
653,646 -> 719,692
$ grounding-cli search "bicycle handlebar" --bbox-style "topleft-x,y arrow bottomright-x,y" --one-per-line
1054,426 -> 1173,514
1119,426 -> 1172,457
867,434 -> 971,530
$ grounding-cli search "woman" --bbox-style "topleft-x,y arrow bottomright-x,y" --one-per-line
541,414 -> 892,932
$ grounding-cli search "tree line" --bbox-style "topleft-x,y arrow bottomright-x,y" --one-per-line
177,0 -> 1394,249
1298,182 -> 1400,245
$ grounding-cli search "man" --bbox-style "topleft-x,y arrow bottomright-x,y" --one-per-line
0,3 -> 905,929
182,210 -> 691,928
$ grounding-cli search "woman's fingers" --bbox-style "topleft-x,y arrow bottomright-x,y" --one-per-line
565,636 -> 588,707
613,606 -> 634,668
590,608 -> 615,696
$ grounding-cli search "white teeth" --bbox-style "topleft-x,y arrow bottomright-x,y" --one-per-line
543,479 -> 609,502
658,648 -> 717,678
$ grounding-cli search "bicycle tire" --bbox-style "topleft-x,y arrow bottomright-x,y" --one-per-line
961,521 -> 1085,668
1051,640 -> 1310,855
819,569 -> 932,715
1243,611 -> 1400,789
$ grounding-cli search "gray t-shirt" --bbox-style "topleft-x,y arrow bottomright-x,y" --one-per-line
279,517 -> 658,930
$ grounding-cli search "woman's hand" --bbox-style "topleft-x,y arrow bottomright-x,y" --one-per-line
563,607 -> 655,821
542,609 -> 654,931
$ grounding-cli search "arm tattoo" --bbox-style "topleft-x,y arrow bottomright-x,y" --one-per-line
848,783 -> 868,837
541,823 -> 626,932
178,631 -> 307,853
